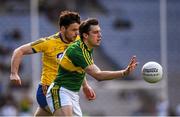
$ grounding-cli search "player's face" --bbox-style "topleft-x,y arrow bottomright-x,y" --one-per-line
64,23 -> 79,43
87,25 -> 102,48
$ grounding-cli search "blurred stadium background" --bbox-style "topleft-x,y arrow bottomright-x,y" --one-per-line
0,0 -> 180,116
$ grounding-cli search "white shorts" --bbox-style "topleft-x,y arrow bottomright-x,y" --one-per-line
46,83 -> 82,116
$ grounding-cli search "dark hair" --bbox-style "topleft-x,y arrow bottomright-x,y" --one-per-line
58,11 -> 81,28
79,18 -> 99,39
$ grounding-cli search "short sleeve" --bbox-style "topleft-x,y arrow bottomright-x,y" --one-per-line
67,47 -> 93,69
30,38 -> 47,53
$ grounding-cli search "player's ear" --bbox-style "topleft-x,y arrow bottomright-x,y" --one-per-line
60,26 -> 66,33
83,33 -> 88,39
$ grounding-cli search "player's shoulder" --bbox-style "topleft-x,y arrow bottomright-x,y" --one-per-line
31,33 -> 60,46
45,32 -> 60,41
66,40 -> 82,55
69,39 -> 81,49
37,33 -> 60,45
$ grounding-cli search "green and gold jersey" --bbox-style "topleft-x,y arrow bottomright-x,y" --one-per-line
54,39 -> 94,92
30,32 -> 78,85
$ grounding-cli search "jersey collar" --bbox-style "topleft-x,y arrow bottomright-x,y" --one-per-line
81,39 -> 93,52
59,32 -> 70,44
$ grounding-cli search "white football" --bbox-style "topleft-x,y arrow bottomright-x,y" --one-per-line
141,61 -> 163,83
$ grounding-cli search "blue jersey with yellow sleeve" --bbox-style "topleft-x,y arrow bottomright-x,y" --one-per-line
30,32 -> 78,85
54,39 -> 94,91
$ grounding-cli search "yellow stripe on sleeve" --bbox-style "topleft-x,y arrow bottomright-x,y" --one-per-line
82,44 -> 91,65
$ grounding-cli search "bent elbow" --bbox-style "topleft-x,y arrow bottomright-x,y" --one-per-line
13,48 -> 22,55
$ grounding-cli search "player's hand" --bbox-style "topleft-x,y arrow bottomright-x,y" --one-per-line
83,85 -> 96,101
10,73 -> 21,86
123,56 -> 138,76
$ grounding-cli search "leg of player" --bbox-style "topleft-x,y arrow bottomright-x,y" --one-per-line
54,105 -> 73,116
35,84 -> 52,116
46,83 -> 82,116
34,106 -> 52,116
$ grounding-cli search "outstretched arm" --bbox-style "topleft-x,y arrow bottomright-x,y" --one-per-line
85,56 -> 138,81
10,43 -> 34,86
82,77 -> 96,100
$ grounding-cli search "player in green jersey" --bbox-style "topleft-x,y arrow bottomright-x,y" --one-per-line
46,18 -> 138,116
10,11 -> 96,116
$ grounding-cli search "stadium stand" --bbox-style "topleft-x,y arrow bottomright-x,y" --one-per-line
0,0 -> 180,116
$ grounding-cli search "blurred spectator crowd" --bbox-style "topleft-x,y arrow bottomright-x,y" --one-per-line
0,0 -> 107,115
0,0 -> 180,116
0,28 -> 32,115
